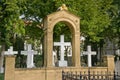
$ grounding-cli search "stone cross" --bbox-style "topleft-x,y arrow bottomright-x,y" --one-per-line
82,45 -> 96,67
21,44 -> 37,68
54,35 -> 71,66
4,46 -> 18,55
2,46 -> 18,73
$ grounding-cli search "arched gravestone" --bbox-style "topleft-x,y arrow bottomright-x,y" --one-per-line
43,10 -> 80,67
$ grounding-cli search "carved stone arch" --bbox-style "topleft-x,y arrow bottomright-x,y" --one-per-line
44,10 -> 81,67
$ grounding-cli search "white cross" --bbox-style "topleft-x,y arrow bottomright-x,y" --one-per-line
82,45 -> 96,67
54,35 -> 71,61
21,44 -> 37,68
4,46 -> 18,55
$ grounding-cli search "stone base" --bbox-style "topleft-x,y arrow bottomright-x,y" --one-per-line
58,60 -> 67,67
27,63 -> 36,68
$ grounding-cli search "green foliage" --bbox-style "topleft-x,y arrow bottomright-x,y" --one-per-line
100,0 -> 120,48
34,55 -> 43,67
53,0 -> 114,42
0,0 -> 25,46
53,22 -> 71,42
0,0 -> 119,68
0,0 -> 119,46
0,73 -> 4,80
1,0 -> 113,44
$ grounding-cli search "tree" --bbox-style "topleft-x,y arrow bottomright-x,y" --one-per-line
0,0 -> 117,67
20,0 -> 115,43
52,0 -> 113,42
0,0 -> 25,46
0,0 -> 25,69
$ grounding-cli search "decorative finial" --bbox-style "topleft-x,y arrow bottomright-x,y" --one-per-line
57,4 -> 68,11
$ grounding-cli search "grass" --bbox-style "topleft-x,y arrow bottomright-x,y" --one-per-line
0,73 -> 4,80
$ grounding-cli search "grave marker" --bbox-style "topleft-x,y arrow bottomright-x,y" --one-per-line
4,46 -> 18,55
21,44 -> 37,68
115,57 -> 120,75
1,46 -> 18,73
83,45 -> 96,67
54,35 -> 71,67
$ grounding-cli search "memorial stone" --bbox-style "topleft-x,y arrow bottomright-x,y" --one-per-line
4,46 -> 18,55
54,35 -> 71,67
83,45 -> 96,67
21,44 -> 37,68
2,46 -> 18,73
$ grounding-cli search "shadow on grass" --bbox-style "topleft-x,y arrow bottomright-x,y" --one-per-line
0,73 -> 4,80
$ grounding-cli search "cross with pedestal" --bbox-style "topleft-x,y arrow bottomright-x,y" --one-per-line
21,44 -> 37,68
54,35 -> 71,67
2,46 -> 18,73
4,46 -> 18,55
82,45 -> 96,67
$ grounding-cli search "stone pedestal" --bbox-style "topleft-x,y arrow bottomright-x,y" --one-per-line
103,55 -> 115,71
4,55 -> 16,80
58,60 -> 67,67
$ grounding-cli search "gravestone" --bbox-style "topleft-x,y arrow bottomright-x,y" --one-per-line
54,35 -> 71,67
104,38 -> 114,55
1,46 -> 18,73
4,46 -> 18,55
21,44 -> 37,68
82,45 -> 96,67
115,50 -> 120,75
115,57 -> 120,75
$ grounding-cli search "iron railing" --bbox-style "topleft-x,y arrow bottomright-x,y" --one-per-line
62,71 -> 120,80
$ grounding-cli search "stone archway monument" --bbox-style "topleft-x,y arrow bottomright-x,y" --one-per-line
43,10 -> 80,67
4,5 -> 115,80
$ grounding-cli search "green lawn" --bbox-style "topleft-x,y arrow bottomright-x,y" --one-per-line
0,73 -> 4,80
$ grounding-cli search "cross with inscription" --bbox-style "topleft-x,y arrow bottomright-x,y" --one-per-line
82,45 -> 96,67
54,35 -> 71,67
